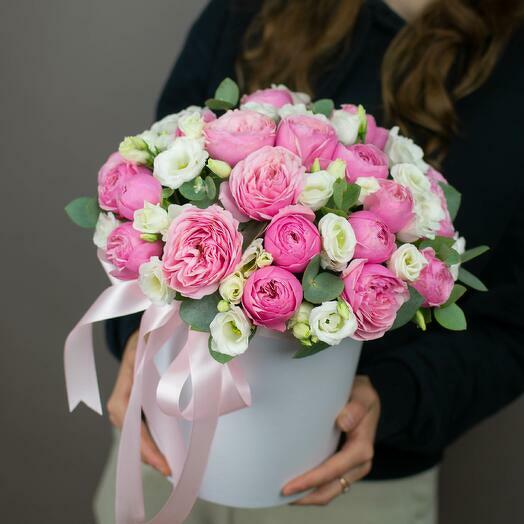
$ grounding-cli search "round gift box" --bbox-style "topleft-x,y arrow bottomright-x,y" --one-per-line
155,328 -> 362,508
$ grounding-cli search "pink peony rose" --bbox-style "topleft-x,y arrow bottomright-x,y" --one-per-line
106,222 -> 163,281
203,109 -> 276,166
242,266 -> 303,331
412,247 -> 454,307
363,179 -> 414,233
241,87 -> 294,108
226,146 -> 305,221
348,210 -> 395,263
264,205 -> 321,273
97,152 -> 153,214
427,168 -> 455,238
162,205 -> 242,299
365,114 -> 389,150
342,259 -> 409,340
116,172 -> 162,220
276,114 -> 338,169
333,143 -> 389,182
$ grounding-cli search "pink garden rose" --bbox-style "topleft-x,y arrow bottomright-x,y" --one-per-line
365,114 -> 389,150
115,172 -> 162,220
412,247 -> 454,307
106,222 -> 163,281
97,152 -> 155,215
242,266 -> 303,331
225,146 -> 305,221
363,179 -> 414,233
427,168 -> 455,238
276,114 -> 338,169
162,205 -> 242,299
333,143 -> 389,182
348,210 -> 395,263
241,87 -> 293,108
264,205 -> 321,273
342,259 -> 409,340
203,109 -> 276,166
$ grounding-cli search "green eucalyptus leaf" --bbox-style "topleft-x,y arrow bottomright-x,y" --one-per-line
390,287 -> 425,330
214,77 -> 240,106
312,99 -> 334,117
303,272 -> 344,304
302,254 -> 321,285
319,206 -> 348,218
179,176 -> 207,201
293,340 -> 330,359
65,197 -> 99,228
180,293 -> 220,332
460,245 -> 490,264
162,187 -> 174,200
205,98 -> 235,111
434,303 -> 467,331
208,336 -> 234,364
458,267 -> 488,292
439,182 -> 461,221
442,284 -> 467,308
204,175 -> 217,200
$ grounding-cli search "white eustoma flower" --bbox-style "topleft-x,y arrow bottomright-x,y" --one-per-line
450,234 -> 466,280
391,163 -> 431,197
385,126 -> 429,172
299,170 -> 335,211
178,111 -> 206,139
240,101 -> 279,121
153,137 -> 208,189
327,159 -> 346,180
355,176 -> 381,204
138,257 -> 175,306
149,106 -> 203,134
318,213 -> 357,271
219,271 -> 245,305
387,244 -> 428,282
139,130 -> 175,153
278,103 -> 314,119
210,305 -> 252,356
133,202 -> 169,235
93,212 -> 121,249
119,136 -> 151,165
271,83 -> 311,105
331,109 -> 360,145
309,301 -> 357,345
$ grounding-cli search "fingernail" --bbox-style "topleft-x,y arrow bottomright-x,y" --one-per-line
282,484 -> 296,496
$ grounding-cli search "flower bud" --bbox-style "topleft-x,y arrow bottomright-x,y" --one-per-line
327,159 -> 346,180
140,233 -> 161,243
219,272 -> 245,305
310,158 -> 321,173
119,136 -> 152,165
337,299 -> 351,320
207,158 -> 232,179
256,250 -> 273,268
292,322 -> 311,340
217,299 -> 231,313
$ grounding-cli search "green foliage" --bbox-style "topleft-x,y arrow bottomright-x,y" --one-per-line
419,236 -> 459,265
332,180 -> 361,214
311,99 -> 335,117
179,293 -> 221,332
460,245 -> 490,264
205,78 -> 240,111
293,340 -> 330,359
390,287 -> 425,330
458,267 -> 488,292
434,303 -> 467,331
442,284 -> 467,308
439,182 -> 461,221
240,220 -> 268,251
208,336 -> 234,364
301,255 -> 344,304
65,196 -> 99,228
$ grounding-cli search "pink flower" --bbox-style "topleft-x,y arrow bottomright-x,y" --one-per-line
203,109 -> 276,166
363,179 -> 414,233
97,153 -> 154,214
242,266 -> 303,331
226,146 -> 305,221
264,205 -> 321,273
365,114 -> 389,150
241,87 -> 293,108
348,210 -> 395,263
162,205 -> 242,299
342,259 -> 409,340
412,247 -> 454,307
427,168 -> 455,238
116,172 -> 162,220
106,222 -> 163,281
333,143 -> 389,182
276,114 -> 338,169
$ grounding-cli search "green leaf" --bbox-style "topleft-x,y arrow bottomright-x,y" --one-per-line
214,77 -> 240,106
319,206 -> 348,218
434,303 -> 467,331
439,182 -> 461,221
208,336 -> 234,364
293,340 -> 330,359
390,287 -> 425,330
443,247 -> 460,266
174,292 -> 189,301
302,254 -> 321,284
239,220 -> 268,251
442,284 -> 467,308
419,236 -> 458,265
205,98 -> 235,111
332,180 -> 360,213
204,175 -> 217,201
458,267 -> 488,292
460,245 -> 490,264
303,272 -> 344,304
162,187 -> 174,200
179,293 -> 220,332
179,176 -> 207,201
311,98 -> 334,117
420,307 -> 432,325
65,196 -> 99,228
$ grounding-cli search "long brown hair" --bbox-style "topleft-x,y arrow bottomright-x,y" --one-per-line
237,0 -> 524,161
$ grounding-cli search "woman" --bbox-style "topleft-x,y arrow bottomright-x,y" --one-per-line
96,1 -> 524,523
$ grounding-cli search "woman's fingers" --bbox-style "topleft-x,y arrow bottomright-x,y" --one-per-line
336,376 -> 379,432
140,422 -> 171,476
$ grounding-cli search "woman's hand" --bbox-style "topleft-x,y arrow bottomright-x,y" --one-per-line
106,331 -> 171,476
281,375 -> 380,506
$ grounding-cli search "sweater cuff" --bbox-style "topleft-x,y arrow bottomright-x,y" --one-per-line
361,359 -> 419,443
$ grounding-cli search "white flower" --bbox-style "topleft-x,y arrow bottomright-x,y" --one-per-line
178,111 -> 205,139
331,109 -> 360,145
150,106 -> 203,134
309,301 -> 357,345
318,213 -> 357,271
288,302 -> 314,327
93,212 -> 121,249
219,271 -> 245,305
391,163 -> 431,197
397,191 -> 445,241
210,305 -> 252,356
138,257 -> 175,306
139,130 -> 175,153
207,159 -> 232,179
327,159 -> 346,180
240,101 -> 279,121
271,84 -> 311,105
278,103 -> 314,119
450,234 -> 466,280
385,126 -> 429,172
153,137 -> 208,189
119,136 -> 151,165
238,238 -> 267,276
133,202 -> 169,235
387,244 -> 428,282
355,176 -> 381,204
299,170 -> 335,211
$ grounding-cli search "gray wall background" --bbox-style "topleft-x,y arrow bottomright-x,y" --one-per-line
1,1 -> 522,522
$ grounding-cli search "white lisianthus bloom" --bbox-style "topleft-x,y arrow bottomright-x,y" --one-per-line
138,257 -> 175,306
153,137 -> 208,189
299,170 -> 335,211
210,305 -> 252,356
331,109 -> 360,145
240,101 -> 279,121
327,159 -> 346,180
133,202 -> 169,235
309,300 -> 357,345
318,213 -> 357,271
385,126 -> 429,172
178,111 -> 206,139
256,250 -> 273,268
271,83 -> 311,105
355,176 -> 381,204
278,103 -> 314,119
150,106 -> 203,134
139,130 -> 175,153
119,136 -> 151,165
450,234 -> 466,280
397,191 -> 445,241
238,238 -> 265,276
219,271 -> 245,305
387,244 -> 428,282
93,212 -> 121,249
391,163 -> 431,197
